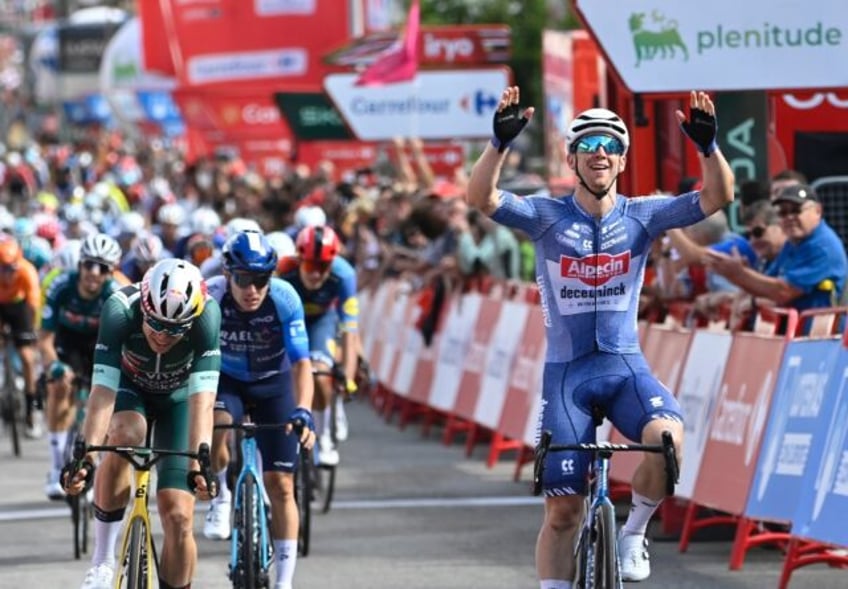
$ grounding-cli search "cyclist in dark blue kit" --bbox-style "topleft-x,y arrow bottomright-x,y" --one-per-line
278,225 -> 359,467
467,86 -> 735,587
204,230 -> 316,589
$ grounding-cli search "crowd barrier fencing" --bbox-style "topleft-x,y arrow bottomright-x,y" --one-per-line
357,281 -> 848,587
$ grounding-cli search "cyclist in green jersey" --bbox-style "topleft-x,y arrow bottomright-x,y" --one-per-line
40,234 -> 123,500
63,258 -> 221,589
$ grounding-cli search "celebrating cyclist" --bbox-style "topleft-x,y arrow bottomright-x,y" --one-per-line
204,230 -> 316,589
466,86 -> 734,586
39,234 -> 123,500
278,225 -> 359,466
63,258 -> 221,589
0,234 -> 42,438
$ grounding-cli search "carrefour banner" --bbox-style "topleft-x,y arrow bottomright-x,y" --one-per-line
575,0 -> 848,91
792,347 -> 848,546
746,339 -> 841,523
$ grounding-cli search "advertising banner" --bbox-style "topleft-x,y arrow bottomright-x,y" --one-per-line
792,347 -> 848,545
575,0 -> 848,91
675,330 -> 734,499
610,324 -> 692,482
428,293 -> 482,413
452,296 -> 503,422
747,339 -> 842,522
294,140 -> 378,178
715,92 -> 769,194
473,300 -> 530,430
323,69 -> 511,140
693,334 -> 786,514
274,92 -> 353,140
499,305 -> 546,443
163,0 -> 350,87
376,289 -> 411,385
361,282 -> 391,360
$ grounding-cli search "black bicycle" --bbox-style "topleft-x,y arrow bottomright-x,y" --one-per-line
533,430 -> 679,589
0,325 -> 22,457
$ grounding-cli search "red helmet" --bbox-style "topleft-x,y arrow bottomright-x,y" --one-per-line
296,225 -> 340,263
0,234 -> 22,266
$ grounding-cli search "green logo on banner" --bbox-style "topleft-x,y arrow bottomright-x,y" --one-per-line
273,92 -> 352,141
629,11 -> 689,67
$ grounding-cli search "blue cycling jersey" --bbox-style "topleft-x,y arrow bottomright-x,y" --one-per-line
492,190 -> 706,363
207,276 -> 310,382
279,256 -> 359,332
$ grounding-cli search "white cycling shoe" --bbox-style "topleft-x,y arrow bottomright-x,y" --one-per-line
618,532 -> 651,582
335,397 -> 349,442
203,500 -> 232,540
317,434 -> 340,467
79,563 -> 114,589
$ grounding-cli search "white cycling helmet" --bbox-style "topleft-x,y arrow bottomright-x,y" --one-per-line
265,231 -> 296,259
80,233 -> 122,267
132,232 -> 164,264
190,207 -> 221,236
118,211 -> 146,236
157,203 -> 186,227
54,239 -> 81,270
225,217 -> 262,238
565,108 -> 630,153
294,205 -> 326,229
140,258 -> 206,325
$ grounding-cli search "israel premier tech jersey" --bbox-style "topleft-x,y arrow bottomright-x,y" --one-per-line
207,276 -> 310,382
492,190 -> 706,363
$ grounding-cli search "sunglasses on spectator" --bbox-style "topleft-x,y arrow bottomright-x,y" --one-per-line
302,260 -> 332,275
144,315 -> 192,337
81,260 -> 112,274
573,134 -> 626,155
744,226 -> 767,239
231,272 -> 272,289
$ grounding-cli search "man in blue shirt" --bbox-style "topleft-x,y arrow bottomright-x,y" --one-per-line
707,184 -> 847,312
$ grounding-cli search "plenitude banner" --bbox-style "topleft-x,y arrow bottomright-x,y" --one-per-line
575,0 -> 848,91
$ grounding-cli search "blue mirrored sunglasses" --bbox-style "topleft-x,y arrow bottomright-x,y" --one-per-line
145,315 -> 191,337
574,134 -> 626,155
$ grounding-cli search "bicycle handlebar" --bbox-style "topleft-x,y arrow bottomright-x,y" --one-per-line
532,430 -> 679,497
70,438 -> 217,497
214,420 -> 308,436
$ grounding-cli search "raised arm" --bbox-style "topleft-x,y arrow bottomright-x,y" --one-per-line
467,86 -> 534,216
675,91 -> 734,216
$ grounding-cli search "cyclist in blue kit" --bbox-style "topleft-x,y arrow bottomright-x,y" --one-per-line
203,230 -> 316,589
467,86 -> 734,587
278,224 -> 359,467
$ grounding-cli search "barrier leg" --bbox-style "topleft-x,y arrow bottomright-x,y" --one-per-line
420,408 -> 443,438
778,537 -> 800,589
442,414 -> 474,446
464,423 -> 481,457
486,433 -> 524,469
729,517 -> 756,570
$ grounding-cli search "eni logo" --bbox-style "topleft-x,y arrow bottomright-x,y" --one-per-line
629,10 -> 689,67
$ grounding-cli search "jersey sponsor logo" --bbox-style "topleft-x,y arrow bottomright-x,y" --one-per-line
249,314 -> 276,325
342,297 -> 359,317
201,349 -> 221,357
289,319 -> 306,338
560,251 -> 631,286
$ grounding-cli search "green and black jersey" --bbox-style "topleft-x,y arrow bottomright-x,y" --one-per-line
92,284 -> 221,400
42,270 -> 121,337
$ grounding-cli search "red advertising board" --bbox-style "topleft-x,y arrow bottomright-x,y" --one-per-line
452,297 -> 503,422
498,306 -> 546,442
173,86 -> 292,141
770,90 -> 848,173
324,25 -> 511,68
692,334 -> 786,515
294,140 -> 379,177
143,0 -> 352,88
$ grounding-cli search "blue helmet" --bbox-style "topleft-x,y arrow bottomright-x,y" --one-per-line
222,230 -> 277,274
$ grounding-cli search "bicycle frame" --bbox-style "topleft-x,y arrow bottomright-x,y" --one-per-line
230,430 -> 273,580
114,468 -> 157,589
533,431 -> 679,589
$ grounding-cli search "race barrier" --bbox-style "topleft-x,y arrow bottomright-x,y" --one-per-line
357,281 -> 848,586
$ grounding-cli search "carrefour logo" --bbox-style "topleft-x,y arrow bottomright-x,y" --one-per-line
459,90 -> 498,115
629,10 -> 844,67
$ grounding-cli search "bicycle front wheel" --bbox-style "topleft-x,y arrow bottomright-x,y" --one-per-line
296,449 -> 312,556
126,517 -> 149,589
591,503 -> 619,589
236,473 -> 258,588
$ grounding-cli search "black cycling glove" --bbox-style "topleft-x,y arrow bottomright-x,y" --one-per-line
492,103 -> 530,153
680,106 -> 718,157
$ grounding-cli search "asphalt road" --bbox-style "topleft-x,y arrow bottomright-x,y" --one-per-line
0,396 -> 845,588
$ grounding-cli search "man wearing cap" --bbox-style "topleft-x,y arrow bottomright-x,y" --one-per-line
706,184 -> 847,311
